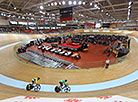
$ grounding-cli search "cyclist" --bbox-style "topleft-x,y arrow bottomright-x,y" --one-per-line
32,77 -> 40,85
59,79 -> 68,89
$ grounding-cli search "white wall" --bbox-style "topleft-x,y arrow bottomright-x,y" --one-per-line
0,17 -> 9,25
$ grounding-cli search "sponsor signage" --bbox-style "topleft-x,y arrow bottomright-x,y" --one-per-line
113,31 -> 122,33
1,95 -> 138,102
124,31 -> 133,34
28,22 -> 36,25
18,21 -> 27,25
84,23 -> 95,28
9,21 -> 18,25
60,7 -> 73,21
92,30 -> 99,32
84,30 -> 90,32
126,23 -> 137,27
102,30 -> 110,32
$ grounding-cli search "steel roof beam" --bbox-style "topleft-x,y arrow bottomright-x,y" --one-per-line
106,0 -> 115,12
0,0 -> 5,4
7,0 -> 13,9
22,0 -> 32,10
25,0 -> 54,10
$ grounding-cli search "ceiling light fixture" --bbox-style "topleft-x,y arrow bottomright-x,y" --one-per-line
81,14 -> 84,17
94,4 -> 98,8
127,1 -> 133,20
68,1 -> 72,5
40,11 -> 45,15
52,14 -> 55,16
73,1 -> 77,5
40,11 -> 43,13
51,3 -> 54,6
129,1 -> 133,6
59,2 -> 61,5
62,1 -> 66,5
54,2 -> 57,6
40,5 -> 44,10
78,1 -> 82,5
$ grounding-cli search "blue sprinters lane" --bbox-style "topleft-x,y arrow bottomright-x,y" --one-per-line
0,37 -> 138,92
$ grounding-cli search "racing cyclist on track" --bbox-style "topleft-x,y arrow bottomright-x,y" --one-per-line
32,77 -> 40,85
59,79 -> 68,89
27,77 -> 40,90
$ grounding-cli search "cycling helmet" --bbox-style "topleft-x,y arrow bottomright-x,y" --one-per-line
65,79 -> 67,82
37,77 -> 40,80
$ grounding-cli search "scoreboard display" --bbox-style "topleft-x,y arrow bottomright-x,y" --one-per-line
60,7 -> 73,21
102,23 -> 110,28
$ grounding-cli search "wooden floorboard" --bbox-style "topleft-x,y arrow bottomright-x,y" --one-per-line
0,33 -> 138,100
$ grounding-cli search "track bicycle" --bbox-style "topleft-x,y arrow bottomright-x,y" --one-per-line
26,83 -> 41,92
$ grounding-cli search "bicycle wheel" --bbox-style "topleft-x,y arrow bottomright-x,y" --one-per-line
55,86 -> 61,93
34,84 -> 41,92
26,84 -> 33,91
64,86 -> 71,93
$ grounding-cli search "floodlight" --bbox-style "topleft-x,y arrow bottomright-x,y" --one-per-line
129,1 -> 133,6
73,1 -> 77,5
62,1 -> 66,5
40,6 -> 44,10
78,1 -> 82,5
68,1 -> 72,5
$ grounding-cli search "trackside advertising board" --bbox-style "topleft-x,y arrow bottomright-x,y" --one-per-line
1,95 -> 138,102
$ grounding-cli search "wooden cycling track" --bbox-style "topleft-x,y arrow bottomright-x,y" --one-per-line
0,31 -> 138,100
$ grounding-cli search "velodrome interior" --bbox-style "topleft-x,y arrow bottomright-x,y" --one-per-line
0,0 -> 138,101
0,29 -> 138,100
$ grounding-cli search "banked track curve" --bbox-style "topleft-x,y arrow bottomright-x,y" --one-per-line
0,35 -> 138,93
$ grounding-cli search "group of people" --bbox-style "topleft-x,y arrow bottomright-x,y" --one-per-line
17,36 -> 82,59
0,27 -> 73,34
17,38 -> 45,53
70,34 -> 129,47
0,28 -> 15,33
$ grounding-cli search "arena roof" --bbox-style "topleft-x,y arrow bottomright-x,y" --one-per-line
0,0 -> 138,22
